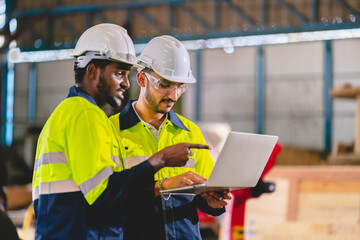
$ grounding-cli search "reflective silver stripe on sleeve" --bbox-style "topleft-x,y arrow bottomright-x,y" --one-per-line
111,155 -> 120,168
123,155 -> 151,169
32,179 -> 79,201
34,152 -> 67,171
78,166 -> 113,196
123,156 -> 195,169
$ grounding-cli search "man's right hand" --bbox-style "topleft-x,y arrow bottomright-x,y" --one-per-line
147,143 -> 210,172
154,171 -> 207,197
162,171 -> 207,190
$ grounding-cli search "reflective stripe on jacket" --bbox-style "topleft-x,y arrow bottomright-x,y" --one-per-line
109,100 -> 214,181
32,87 -> 155,240
109,100 -> 224,240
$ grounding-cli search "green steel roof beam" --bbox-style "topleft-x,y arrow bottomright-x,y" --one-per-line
57,18 -> 79,38
312,0 -> 319,22
11,0 -> 207,18
222,0 -> 257,26
276,0 -> 308,23
332,0 -> 360,20
178,4 -> 211,31
136,8 -> 164,33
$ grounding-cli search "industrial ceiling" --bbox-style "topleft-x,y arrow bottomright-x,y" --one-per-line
1,0 -> 360,51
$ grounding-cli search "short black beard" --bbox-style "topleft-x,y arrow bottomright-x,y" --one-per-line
145,83 -> 170,114
97,74 -> 119,108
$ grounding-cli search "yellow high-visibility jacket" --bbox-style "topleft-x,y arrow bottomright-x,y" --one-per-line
32,87 -> 154,240
109,100 -> 224,240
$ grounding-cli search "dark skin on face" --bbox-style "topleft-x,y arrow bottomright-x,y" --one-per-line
76,62 -> 130,108
76,61 -> 211,194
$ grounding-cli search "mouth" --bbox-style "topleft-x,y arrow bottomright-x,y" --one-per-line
161,100 -> 175,106
161,99 -> 176,103
117,90 -> 125,99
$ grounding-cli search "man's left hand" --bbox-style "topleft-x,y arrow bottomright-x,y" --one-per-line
200,191 -> 232,208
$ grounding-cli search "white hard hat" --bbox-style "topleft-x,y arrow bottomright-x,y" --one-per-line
137,35 -> 196,84
71,23 -> 136,68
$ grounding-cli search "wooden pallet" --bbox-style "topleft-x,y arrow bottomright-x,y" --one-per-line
328,142 -> 360,165
330,85 -> 360,164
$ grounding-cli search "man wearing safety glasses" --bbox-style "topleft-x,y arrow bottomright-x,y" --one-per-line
109,35 -> 231,239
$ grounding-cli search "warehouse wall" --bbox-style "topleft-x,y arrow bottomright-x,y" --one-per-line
12,38 -> 360,151
333,39 -> 360,146
184,42 -> 325,150
185,39 -> 360,151
265,41 -> 324,150
13,60 -> 73,140
14,63 -> 30,139
35,60 -> 74,124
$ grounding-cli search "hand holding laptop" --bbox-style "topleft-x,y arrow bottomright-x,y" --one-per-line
201,191 -> 232,208
161,131 -> 279,195
160,171 -> 232,208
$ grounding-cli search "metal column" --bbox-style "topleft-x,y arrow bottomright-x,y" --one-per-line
324,40 -> 333,151
1,62 -> 14,146
255,45 -> 265,134
28,62 -> 37,124
195,49 -> 202,122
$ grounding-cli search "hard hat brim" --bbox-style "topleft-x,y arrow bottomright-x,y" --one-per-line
159,72 -> 196,84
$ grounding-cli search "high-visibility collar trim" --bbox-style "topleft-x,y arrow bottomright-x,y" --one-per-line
119,100 -> 189,131
67,86 -> 98,106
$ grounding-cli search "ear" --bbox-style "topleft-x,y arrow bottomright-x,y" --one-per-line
137,71 -> 146,88
86,64 -> 98,80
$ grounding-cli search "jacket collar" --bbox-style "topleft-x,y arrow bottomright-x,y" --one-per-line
66,86 -> 98,106
119,100 -> 189,131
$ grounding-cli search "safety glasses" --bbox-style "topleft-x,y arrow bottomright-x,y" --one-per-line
143,72 -> 189,94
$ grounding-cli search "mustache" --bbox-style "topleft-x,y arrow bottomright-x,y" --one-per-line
116,87 -> 126,92
161,99 -> 176,103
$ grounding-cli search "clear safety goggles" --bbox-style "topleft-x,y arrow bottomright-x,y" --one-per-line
143,72 -> 189,94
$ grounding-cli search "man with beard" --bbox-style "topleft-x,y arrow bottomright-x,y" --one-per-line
32,25 -> 210,240
109,35 -> 231,239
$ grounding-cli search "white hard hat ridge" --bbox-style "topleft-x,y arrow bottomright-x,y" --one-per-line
72,23 -> 136,68
137,35 -> 196,84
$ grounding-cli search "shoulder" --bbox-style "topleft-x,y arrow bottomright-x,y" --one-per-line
175,113 -> 202,133
59,97 -> 99,113
55,97 -> 108,127
109,112 -> 120,124
108,112 -> 120,134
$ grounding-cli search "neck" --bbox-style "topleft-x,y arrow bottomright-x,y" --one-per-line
76,82 -> 105,108
135,98 -> 166,130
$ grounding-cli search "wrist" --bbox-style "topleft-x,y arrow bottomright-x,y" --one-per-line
159,177 -> 171,200
154,181 -> 160,197
148,153 -> 166,173
160,177 -> 169,190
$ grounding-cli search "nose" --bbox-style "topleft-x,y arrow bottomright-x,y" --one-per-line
168,87 -> 181,100
121,75 -> 130,90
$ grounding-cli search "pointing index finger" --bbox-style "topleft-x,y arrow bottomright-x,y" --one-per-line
186,143 -> 211,150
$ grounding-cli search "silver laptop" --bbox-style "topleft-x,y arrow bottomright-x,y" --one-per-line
160,131 -> 278,195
